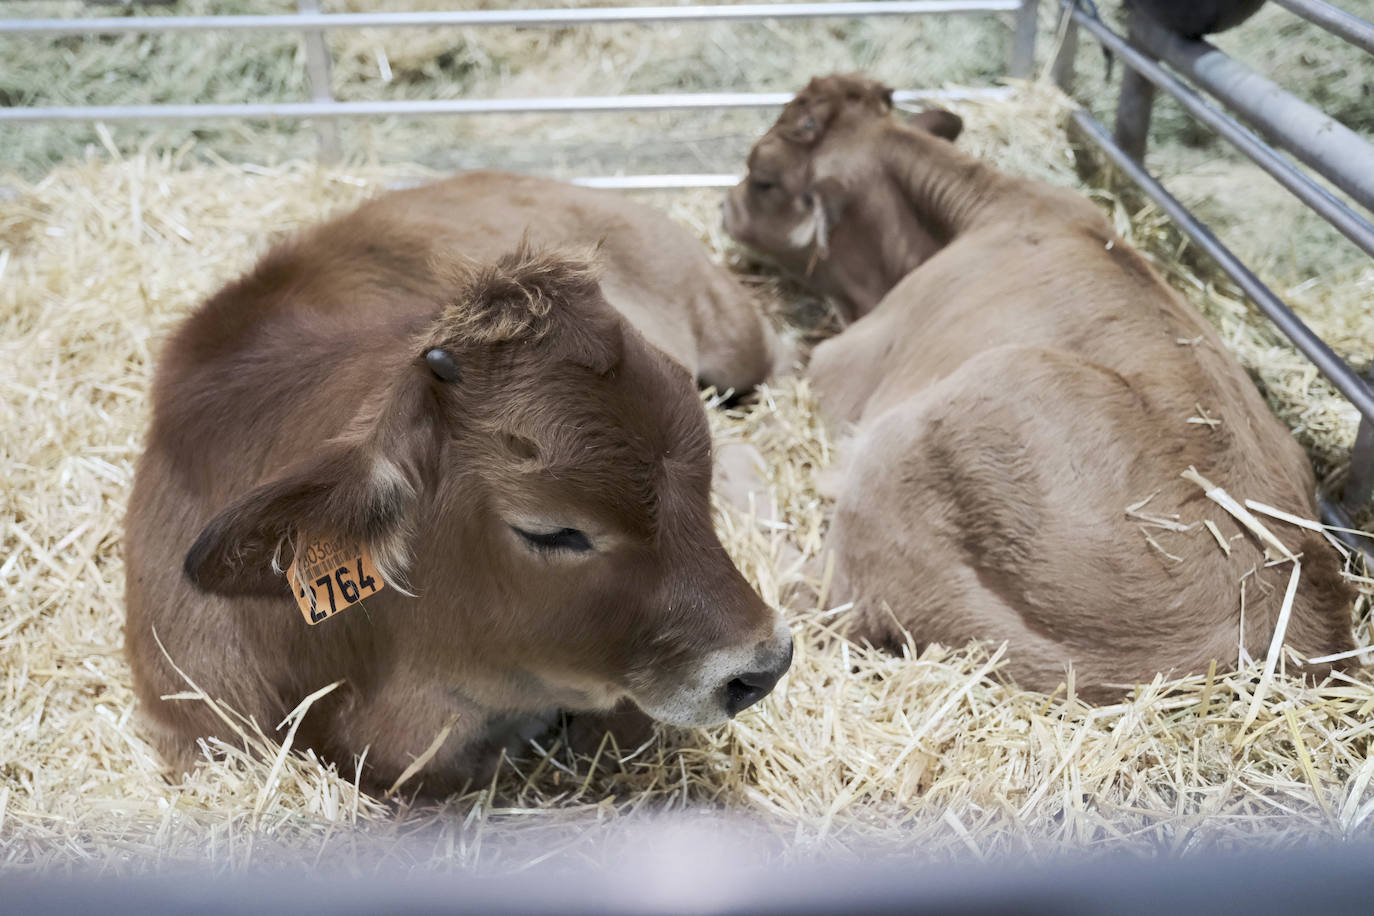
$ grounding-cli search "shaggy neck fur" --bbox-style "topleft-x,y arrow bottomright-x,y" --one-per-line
879,123 -> 1024,243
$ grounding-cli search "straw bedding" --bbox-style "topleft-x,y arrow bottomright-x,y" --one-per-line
1,84 -> 1372,873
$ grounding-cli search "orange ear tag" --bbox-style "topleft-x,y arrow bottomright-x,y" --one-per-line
287,535 -> 386,626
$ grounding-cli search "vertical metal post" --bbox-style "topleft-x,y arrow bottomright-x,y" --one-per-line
1009,0 -> 1040,78
1341,367 -> 1374,516
1112,11 -> 1155,161
297,0 -> 340,161
1050,0 -> 1078,91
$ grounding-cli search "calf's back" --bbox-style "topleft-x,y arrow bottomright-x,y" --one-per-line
750,76 -> 1356,695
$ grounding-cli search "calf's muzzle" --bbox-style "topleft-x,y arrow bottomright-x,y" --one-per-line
724,635 -> 794,716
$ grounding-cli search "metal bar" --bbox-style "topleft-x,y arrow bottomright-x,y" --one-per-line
1318,498 -> 1373,567
0,2 -> 1021,36
1049,1 -> 1078,91
297,0 -> 340,163
1113,13 -> 1156,161
1070,108 -> 1374,421
408,173 -> 745,190
9,833 -> 1374,915
1072,6 -> 1374,260
1345,428 -> 1374,512
1343,366 -> 1374,515
1271,0 -> 1374,55
572,174 -> 741,189
1008,0 -> 1040,77
1130,13 -> 1374,213
0,87 -> 1011,122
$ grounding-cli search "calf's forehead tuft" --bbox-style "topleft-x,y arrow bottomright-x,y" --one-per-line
427,243 -> 602,348
803,72 -> 893,104
767,72 -> 895,149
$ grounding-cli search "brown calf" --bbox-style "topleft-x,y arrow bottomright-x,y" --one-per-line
727,74 -> 1353,699
125,174 -> 792,793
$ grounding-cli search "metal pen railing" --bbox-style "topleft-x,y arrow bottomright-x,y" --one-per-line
0,0 -> 1039,180
0,87 -> 1012,123
1271,0 -> 1374,52
1050,0 -> 1374,549
1,1 -> 1023,34
5,1 -> 1365,535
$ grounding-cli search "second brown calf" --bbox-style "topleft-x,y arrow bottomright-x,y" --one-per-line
727,74 -> 1354,699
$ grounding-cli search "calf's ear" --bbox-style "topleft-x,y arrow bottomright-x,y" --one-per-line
910,109 -> 963,142
184,381 -> 434,598
779,95 -> 836,146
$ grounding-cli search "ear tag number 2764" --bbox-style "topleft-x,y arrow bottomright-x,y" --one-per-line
287,536 -> 386,626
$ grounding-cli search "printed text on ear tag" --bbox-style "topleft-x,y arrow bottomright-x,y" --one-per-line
288,536 -> 385,625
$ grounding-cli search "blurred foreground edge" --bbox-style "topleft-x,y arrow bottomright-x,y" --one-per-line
3,832 -> 1374,915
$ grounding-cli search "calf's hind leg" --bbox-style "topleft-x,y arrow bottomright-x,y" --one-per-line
826,346 -> 1165,698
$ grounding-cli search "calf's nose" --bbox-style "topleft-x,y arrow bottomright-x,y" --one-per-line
723,636 -> 793,716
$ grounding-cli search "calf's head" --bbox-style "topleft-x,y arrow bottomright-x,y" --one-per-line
723,73 -> 963,320
184,246 -> 791,726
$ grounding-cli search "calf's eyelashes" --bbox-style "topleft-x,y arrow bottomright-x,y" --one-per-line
512,525 -> 595,554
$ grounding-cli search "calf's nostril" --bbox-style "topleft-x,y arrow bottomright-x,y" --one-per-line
724,669 -> 782,717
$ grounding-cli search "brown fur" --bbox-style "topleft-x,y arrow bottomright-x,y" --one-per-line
125,176 -> 792,794
400,171 -> 780,392
728,74 -> 1355,700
